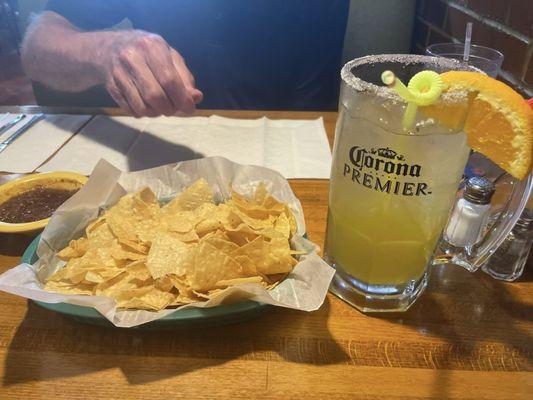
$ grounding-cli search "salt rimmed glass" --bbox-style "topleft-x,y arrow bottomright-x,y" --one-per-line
324,54 -> 518,312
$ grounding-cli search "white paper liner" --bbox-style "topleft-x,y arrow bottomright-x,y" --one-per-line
0,157 -> 335,327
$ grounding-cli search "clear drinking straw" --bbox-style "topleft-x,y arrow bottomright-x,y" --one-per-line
463,22 -> 473,62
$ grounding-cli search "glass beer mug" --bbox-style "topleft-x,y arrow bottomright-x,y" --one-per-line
324,55 -> 532,312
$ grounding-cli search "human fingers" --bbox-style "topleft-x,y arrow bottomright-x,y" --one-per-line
170,49 -> 203,104
132,35 -> 196,114
117,41 -> 176,116
111,64 -> 154,117
106,78 -> 134,115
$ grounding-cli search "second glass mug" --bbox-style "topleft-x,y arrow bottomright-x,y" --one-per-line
324,54 -> 532,312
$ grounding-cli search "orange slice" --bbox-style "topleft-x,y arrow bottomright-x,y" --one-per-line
422,71 -> 533,180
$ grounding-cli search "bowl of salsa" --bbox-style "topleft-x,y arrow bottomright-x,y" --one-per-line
0,172 -> 87,233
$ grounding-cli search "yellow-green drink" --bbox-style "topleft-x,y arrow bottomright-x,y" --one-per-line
325,55 -> 471,312
326,109 -> 469,284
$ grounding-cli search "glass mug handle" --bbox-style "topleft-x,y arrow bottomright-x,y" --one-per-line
434,172 -> 533,271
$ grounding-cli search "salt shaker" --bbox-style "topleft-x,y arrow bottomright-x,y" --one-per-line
482,208 -> 533,281
444,177 -> 495,248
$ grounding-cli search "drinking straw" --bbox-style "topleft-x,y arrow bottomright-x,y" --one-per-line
381,70 -> 444,131
381,71 -> 411,99
463,22 -> 473,62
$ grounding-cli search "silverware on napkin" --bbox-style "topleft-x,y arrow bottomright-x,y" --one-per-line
0,114 -> 26,136
0,114 -> 45,154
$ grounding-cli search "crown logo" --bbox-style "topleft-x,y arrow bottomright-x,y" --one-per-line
371,147 -> 397,159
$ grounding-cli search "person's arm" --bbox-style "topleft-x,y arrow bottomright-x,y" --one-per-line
21,11 -> 202,117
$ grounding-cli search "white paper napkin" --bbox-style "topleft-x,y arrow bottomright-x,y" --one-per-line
0,114 -> 92,173
38,115 -> 332,179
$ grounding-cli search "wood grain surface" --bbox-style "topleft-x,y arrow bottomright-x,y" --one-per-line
0,109 -> 532,399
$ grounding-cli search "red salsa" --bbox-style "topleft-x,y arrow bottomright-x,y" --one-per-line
0,186 -> 78,223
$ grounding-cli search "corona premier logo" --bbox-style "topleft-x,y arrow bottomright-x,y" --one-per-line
343,145 -> 432,197
349,146 -> 420,177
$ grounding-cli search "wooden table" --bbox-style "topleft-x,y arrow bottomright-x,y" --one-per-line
0,108 -> 532,399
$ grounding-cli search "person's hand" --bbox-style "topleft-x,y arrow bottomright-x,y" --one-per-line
102,31 -> 202,117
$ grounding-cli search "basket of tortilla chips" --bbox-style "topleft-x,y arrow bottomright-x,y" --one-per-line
0,157 -> 334,327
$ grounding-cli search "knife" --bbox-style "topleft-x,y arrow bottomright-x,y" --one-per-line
0,114 -> 26,136
0,114 -> 45,154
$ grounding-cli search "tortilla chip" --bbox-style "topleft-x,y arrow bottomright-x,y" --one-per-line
106,188 -> 161,244
117,289 -> 174,310
118,238 -> 149,254
216,276 -> 264,287
147,232 -> 194,279
163,178 -> 213,212
126,260 -> 151,281
188,241 -> 244,291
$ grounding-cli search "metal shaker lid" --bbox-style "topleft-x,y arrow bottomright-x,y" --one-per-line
463,177 -> 495,205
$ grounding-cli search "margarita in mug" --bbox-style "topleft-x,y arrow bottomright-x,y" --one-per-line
326,54 -> 533,312
325,101 -> 469,287
324,55 -> 475,311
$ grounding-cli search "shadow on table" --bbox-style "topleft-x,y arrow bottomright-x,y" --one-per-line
44,116 -> 205,172
378,264 -> 533,400
2,296 -> 347,386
